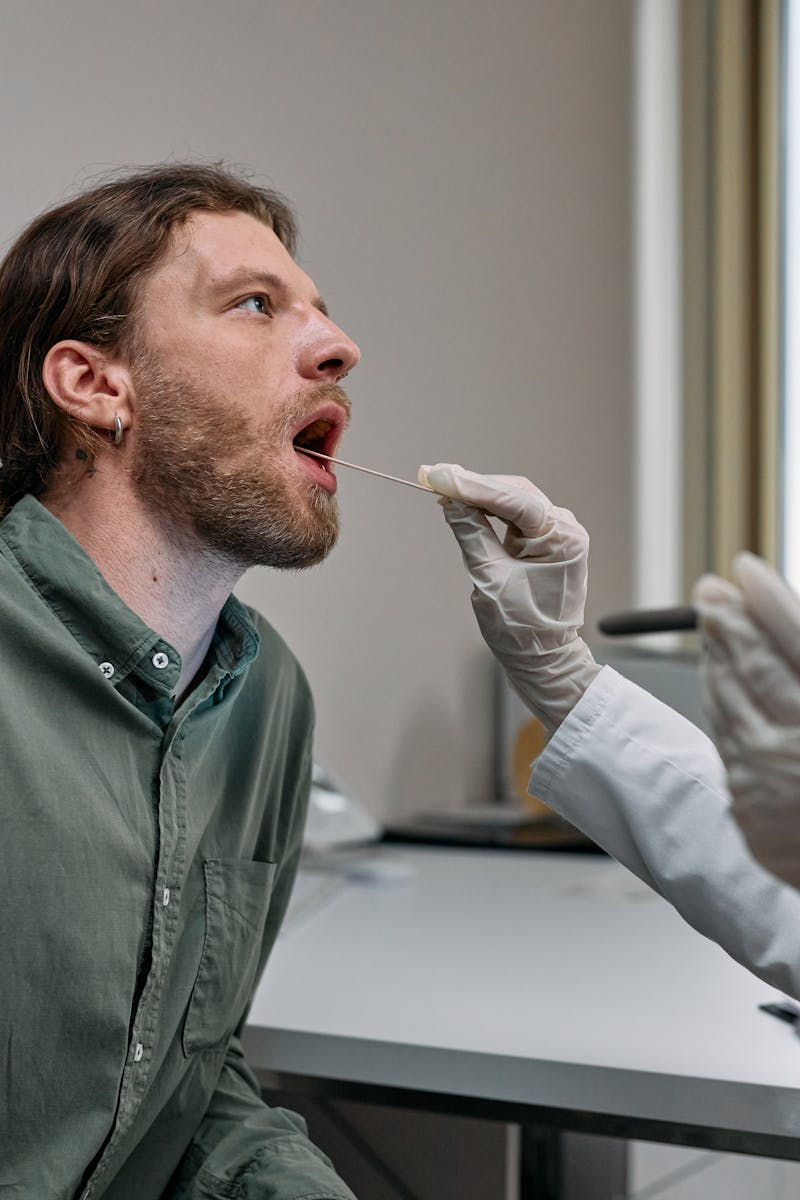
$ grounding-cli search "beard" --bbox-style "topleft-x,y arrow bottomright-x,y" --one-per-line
128,352 -> 350,571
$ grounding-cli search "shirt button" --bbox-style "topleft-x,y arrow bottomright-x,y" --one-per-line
133,1042 -> 144,1062
99,662 -> 115,680
162,886 -> 170,906
152,651 -> 169,670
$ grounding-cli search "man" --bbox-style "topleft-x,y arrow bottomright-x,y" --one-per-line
421,463 -> 800,1001
0,165 -> 360,1198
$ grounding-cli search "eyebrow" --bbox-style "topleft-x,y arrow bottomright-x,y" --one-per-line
208,268 -> 329,317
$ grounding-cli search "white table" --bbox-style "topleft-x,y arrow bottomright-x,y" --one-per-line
243,845 -> 800,1195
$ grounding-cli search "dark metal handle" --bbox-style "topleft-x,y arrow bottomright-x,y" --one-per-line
597,605 -> 698,636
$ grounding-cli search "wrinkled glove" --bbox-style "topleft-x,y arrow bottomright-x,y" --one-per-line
694,552 -> 800,889
419,463 -> 601,733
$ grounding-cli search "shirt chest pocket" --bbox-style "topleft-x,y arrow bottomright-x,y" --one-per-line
182,858 -> 276,1056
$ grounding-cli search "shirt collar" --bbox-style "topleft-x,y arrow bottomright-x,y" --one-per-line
0,495 -> 259,693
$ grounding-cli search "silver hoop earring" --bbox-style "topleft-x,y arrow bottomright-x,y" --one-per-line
112,415 -> 123,446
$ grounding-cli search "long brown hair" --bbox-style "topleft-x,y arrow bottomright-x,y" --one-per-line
0,163 -> 297,516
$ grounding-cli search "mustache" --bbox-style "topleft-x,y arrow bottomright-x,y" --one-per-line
288,382 -> 352,432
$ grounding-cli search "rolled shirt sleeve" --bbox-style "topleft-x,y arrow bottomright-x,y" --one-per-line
530,666 -> 800,1000
166,1036 -> 357,1200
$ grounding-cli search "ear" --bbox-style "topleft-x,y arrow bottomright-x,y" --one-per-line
42,340 -> 133,438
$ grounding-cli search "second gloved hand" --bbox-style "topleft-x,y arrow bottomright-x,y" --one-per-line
694,553 -> 800,889
419,463 -> 601,733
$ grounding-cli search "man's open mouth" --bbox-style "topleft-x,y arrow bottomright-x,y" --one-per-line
293,417 -> 336,458
291,401 -> 345,464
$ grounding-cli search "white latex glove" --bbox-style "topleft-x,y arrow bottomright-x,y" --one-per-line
419,463 -> 601,733
694,552 -> 800,889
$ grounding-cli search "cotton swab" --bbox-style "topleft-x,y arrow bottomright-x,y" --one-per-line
295,446 -> 434,493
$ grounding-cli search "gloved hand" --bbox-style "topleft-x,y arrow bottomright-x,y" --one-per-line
694,552 -> 800,889
419,463 -> 601,733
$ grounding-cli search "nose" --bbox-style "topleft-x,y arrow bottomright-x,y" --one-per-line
297,312 -> 361,384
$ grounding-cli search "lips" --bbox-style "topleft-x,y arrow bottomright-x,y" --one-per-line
291,399 -> 346,493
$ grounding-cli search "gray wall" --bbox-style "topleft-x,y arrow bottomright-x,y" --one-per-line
0,0 -> 635,819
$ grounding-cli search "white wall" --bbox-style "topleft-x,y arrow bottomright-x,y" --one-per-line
0,0 -> 635,819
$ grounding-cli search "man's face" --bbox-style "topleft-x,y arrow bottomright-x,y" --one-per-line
127,209 -> 360,569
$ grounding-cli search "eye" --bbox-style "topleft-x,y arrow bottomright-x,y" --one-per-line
237,294 -> 272,316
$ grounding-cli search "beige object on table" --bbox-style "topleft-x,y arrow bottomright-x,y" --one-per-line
512,716 -> 550,816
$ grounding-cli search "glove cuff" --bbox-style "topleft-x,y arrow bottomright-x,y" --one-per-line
496,639 -> 601,735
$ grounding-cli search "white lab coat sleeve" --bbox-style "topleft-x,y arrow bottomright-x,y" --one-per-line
529,665 -> 800,999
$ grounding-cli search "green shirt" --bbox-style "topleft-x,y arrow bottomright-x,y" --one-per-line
0,496 -> 356,1200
